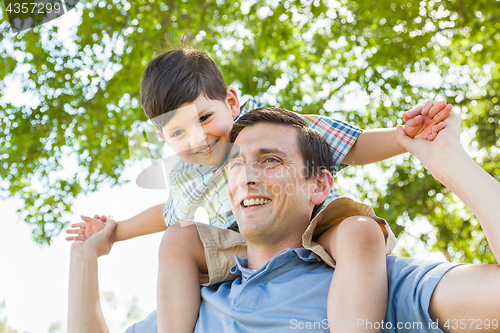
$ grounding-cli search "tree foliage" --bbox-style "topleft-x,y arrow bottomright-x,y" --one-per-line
0,0 -> 499,262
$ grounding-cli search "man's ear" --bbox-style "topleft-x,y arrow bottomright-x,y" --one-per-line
157,130 -> 170,145
226,87 -> 240,118
310,169 -> 334,205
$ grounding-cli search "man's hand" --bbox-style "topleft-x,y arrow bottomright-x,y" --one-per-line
396,110 -> 462,165
70,216 -> 117,258
66,215 -> 108,242
402,101 -> 453,140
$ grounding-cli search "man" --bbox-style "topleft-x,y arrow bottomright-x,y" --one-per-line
68,108 -> 500,332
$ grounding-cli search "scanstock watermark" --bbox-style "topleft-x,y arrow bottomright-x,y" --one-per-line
3,0 -> 78,32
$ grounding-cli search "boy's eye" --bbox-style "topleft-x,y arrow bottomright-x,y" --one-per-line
171,129 -> 184,138
199,113 -> 213,122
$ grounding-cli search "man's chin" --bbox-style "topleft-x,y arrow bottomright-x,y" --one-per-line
238,221 -> 270,241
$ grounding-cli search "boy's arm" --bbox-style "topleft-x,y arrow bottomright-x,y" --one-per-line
66,203 -> 166,242
341,128 -> 403,165
342,102 -> 452,165
113,203 -> 166,241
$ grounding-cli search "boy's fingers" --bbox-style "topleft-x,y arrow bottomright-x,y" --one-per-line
81,215 -> 102,226
406,115 -> 422,127
66,236 -> 85,241
422,101 -> 434,115
66,229 -> 85,235
430,104 -> 452,122
71,222 -> 87,228
434,122 -> 446,132
403,105 -> 423,122
427,101 -> 447,118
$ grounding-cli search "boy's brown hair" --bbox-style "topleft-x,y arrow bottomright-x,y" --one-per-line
140,47 -> 227,131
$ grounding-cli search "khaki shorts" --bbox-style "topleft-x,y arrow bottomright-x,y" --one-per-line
195,197 -> 396,286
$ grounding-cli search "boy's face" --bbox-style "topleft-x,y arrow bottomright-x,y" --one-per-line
158,88 -> 240,166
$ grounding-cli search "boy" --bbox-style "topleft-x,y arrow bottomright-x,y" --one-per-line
67,47 -> 451,332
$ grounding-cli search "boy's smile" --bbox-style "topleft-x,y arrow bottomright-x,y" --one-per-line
157,89 -> 240,166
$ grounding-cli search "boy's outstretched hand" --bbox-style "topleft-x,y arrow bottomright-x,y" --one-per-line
66,214 -> 109,242
402,101 -> 453,140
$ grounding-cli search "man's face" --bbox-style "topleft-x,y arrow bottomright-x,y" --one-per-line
227,123 -> 317,246
158,91 -> 239,166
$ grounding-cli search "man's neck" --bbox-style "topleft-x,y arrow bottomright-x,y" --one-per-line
246,238 -> 303,270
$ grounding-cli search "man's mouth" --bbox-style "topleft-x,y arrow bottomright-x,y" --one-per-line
241,198 -> 272,208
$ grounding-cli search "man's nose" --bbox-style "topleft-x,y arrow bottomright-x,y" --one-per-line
236,162 -> 260,188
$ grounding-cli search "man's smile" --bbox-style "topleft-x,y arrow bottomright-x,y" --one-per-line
240,196 -> 272,211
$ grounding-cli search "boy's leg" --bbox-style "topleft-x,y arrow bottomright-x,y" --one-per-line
317,216 -> 387,333
157,221 -> 207,333
428,264 -> 500,332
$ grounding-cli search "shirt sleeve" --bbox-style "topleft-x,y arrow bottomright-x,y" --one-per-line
299,114 -> 362,173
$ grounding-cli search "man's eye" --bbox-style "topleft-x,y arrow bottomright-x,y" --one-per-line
264,157 -> 279,163
200,113 -> 212,122
229,161 -> 243,169
171,129 -> 184,138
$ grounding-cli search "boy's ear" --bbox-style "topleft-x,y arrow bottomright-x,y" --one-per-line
226,87 -> 240,117
310,169 -> 334,205
157,130 -> 170,145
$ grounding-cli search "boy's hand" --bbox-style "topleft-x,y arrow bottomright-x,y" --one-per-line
402,101 -> 453,140
66,214 -> 110,242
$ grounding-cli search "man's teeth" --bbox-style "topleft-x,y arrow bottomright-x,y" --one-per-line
243,198 -> 271,207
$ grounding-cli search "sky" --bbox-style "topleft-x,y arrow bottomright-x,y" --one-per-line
0,168 -> 165,333
0,158 -> 213,333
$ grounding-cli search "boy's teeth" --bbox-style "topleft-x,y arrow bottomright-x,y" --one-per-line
243,198 -> 271,207
197,143 -> 213,153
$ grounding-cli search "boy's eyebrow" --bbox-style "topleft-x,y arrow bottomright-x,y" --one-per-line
162,105 -> 213,131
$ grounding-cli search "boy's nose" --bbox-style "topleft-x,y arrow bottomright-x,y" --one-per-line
190,125 -> 207,147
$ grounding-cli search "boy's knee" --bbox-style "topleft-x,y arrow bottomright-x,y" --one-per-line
337,216 -> 386,253
159,222 -> 200,257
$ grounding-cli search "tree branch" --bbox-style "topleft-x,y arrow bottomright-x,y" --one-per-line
458,0 -> 467,28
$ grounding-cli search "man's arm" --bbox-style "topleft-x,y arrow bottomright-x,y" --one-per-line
397,111 -> 500,258
396,111 -> 500,332
68,219 -> 117,333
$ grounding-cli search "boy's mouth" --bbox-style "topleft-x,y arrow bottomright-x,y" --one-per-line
194,139 -> 218,154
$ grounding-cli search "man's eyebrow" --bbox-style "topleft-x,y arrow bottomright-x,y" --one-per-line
228,147 -> 288,161
257,148 -> 288,158
228,148 -> 241,161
